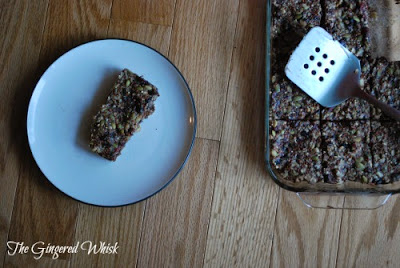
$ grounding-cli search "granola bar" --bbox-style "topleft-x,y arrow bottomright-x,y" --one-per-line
90,69 -> 159,161
371,121 -> 400,183
270,74 -> 320,120
369,59 -> 400,120
270,120 -> 322,183
322,121 -> 372,184
324,0 -> 370,58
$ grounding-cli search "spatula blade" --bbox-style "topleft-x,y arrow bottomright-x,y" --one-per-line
285,27 -> 361,107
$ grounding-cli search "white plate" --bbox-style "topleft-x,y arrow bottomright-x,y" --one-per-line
27,39 -> 196,206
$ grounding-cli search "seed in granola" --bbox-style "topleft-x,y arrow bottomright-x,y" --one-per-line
293,102 -> 301,107
362,175 -> 368,183
293,95 -> 303,102
356,162 -> 366,171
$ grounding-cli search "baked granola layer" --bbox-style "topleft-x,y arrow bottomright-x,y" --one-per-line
270,74 -> 320,120
322,121 -> 372,184
269,1 -> 400,185
324,0 -> 370,58
270,0 -> 321,120
90,69 -> 159,161
321,0 -> 373,120
371,121 -> 400,183
270,120 -> 322,183
369,59 -> 400,120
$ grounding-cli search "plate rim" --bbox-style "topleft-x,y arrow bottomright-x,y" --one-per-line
27,38 -> 197,207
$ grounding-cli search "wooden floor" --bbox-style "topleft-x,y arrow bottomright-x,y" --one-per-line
1,0 -> 400,267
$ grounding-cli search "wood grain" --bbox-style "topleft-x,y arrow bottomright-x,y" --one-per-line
271,191 -> 343,268
38,0 -> 113,72
108,20 -> 172,56
337,196 -> 400,268
0,0 -> 49,265
5,254 -> 69,268
66,16 -> 175,268
70,204 -> 144,267
111,0 -> 176,26
203,0 -> 280,266
168,0 -> 240,140
5,161 -> 79,265
5,0 -> 113,266
6,1 -> 400,267
137,138 -> 219,268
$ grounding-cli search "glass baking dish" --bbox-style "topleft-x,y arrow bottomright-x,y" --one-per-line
264,0 -> 400,209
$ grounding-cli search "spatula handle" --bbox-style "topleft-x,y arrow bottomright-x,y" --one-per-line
355,89 -> 400,122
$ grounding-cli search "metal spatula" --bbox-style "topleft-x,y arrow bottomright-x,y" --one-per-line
285,26 -> 400,122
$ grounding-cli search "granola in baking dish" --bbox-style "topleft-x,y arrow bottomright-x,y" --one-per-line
270,0 -> 321,120
90,69 -> 159,161
322,121 -> 372,184
270,120 -> 322,183
324,0 -> 371,58
371,121 -> 400,184
321,0 -> 372,120
369,59 -> 400,120
270,73 -> 320,120
269,1 -> 400,184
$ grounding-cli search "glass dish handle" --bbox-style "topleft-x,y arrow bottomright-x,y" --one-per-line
297,192 -> 392,210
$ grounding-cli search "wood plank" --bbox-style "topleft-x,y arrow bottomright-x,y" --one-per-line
38,0 -> 113,72
0,0 -> 49,265
69,204 -> 144,268
137,138 -> 219,268
108,20 -> 172,56
168,0 -> 240,140
5,161 -> 79,264
5,0 -> 113,266
67,19 -> 174,268
111,0 -> 176,26
337,195 -> 400,267
271,191 -> 343,268
4,254 -> 69,268
203,0 -> 280,266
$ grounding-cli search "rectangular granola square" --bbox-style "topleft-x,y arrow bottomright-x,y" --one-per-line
371,121 -> 400,183
270,73 -> 320,120
322,121 -> 372,184
90,69 -> 159,161
369,59 -> 400,120
270,120 -> 322,183
324,0 -> 370,58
